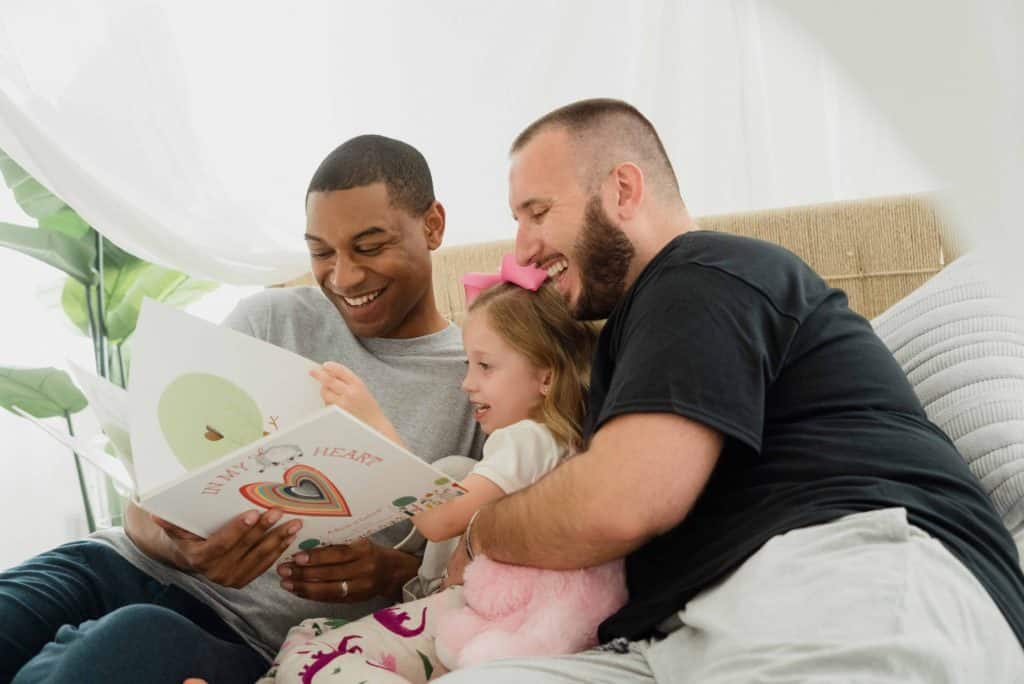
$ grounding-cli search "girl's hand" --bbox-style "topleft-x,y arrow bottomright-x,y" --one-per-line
310,362 -> 407,448
311,362 -> 385,428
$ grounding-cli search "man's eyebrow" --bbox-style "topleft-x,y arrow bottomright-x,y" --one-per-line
351,226 -> 388,241
303,227 -> 389,243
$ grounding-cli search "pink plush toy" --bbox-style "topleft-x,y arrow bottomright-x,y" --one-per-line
434,555 -> 628,670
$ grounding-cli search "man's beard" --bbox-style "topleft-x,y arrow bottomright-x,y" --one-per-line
570,196 -> 636,320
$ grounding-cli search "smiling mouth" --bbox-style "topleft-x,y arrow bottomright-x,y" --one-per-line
537,257 -> 569,290
338,287 -> 385,307
472,402 -> 490,420
537,256 -> 568,280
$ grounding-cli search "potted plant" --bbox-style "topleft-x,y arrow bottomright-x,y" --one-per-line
0,149 -> 218,531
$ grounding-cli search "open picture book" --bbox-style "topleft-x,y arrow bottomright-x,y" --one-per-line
18,299 -> 465,555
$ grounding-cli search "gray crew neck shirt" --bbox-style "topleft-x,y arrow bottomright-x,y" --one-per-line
92,287 -> 484,659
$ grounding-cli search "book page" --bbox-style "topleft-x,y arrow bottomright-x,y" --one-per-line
141,406 -> 465,555
13,407 -> 135,491
129,299 -> 324,496
67,360 -> 133,465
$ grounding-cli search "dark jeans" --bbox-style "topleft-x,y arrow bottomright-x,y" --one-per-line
0,540 -> 268,684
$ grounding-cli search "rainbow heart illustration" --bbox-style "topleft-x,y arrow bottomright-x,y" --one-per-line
239,464 -> 351,517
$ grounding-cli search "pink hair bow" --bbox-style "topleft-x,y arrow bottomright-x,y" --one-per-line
462,254 -> 549,305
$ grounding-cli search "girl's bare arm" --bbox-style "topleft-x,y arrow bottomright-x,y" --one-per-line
412,473 -> 505,542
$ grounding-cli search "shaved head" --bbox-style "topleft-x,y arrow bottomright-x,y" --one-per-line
511,98 -> 681,202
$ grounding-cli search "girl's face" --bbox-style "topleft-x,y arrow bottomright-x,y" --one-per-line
461,310 -> 551,435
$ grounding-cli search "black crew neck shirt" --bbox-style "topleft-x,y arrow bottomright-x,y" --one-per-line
590,231 -> 1024,647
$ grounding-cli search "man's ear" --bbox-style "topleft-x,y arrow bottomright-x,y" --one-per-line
610,162 -> 645,221
423,201 -> 446,250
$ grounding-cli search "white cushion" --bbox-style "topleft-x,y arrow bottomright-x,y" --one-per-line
872,251 -> 1024,538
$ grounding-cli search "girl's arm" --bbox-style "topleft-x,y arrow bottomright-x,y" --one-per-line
312,361 -> 502,541
413,473 -> 505,542
312,361 -> 506,541
420,420 -> 564,543
311,362 -> 407,447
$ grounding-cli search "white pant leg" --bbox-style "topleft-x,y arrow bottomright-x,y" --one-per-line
434,641 -> 654,684
438,508 -> 1024,684
647,507 -> 1024,684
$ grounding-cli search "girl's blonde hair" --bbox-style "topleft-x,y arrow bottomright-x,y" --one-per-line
468,282 -> 599,450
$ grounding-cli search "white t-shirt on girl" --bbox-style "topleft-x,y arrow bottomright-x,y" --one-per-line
471,419 -> 567,494
402,419 -> 567,601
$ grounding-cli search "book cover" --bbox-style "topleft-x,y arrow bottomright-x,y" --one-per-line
142,404 -> 465,554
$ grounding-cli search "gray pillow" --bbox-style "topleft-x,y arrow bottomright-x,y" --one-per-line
872,251 -> 1024,552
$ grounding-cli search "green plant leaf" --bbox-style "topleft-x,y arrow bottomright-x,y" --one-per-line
60,236 -> 152,336
104,264 -> 194,342
0,149 -> 22,186
101,240 -> 139,269
0,366 -> 88,418
159,276 -> 220,310
14,177 -> 68,220
60,276 -> 92,337
110,339 -> 132,387
60,260 -> 139,337
0,221 -> 96,284
98,259 -> 149,340
61,260 -> 218,343
39,208 -> 92,239
0,149 -> 68,221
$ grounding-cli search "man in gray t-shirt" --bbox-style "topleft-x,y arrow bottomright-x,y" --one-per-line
1,135 -> 483,684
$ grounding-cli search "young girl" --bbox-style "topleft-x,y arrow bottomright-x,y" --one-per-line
260,261 -> 626,683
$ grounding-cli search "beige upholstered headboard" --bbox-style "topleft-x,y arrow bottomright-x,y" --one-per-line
431,194 -> 956,325
286,194 -> 956,324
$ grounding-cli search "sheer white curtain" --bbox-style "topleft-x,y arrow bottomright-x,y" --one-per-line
0,0 -> 932,286
1,1 -> 949,566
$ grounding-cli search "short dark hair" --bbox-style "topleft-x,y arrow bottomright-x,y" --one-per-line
511,98 -> 680,198
306,134 -> 435,215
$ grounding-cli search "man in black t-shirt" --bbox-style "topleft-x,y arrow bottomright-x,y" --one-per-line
439,99 -> 1024,683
